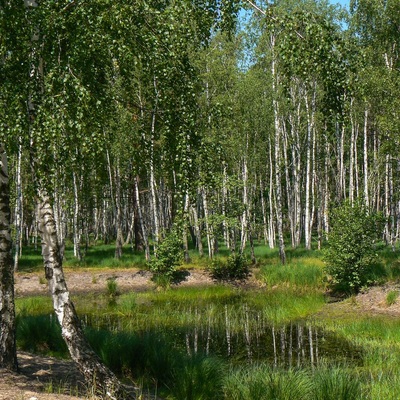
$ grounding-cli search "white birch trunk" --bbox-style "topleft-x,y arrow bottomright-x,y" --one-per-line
268,139 -> 275,249
72,171 -> 82,261
37,190 -> 130,399
190,199 -> 203,256
114,165 -> 123,259
202,187 -> 214,259
363,108 -> 370,208
0,144 -> 18,371
271,34 -> 286,264
14,139 -> 23,271
240,159 -> 248,254
134,177 -> 150,260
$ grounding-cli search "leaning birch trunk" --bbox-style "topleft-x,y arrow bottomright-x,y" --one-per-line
37,189 -> 130,399
0,144 -> 18,371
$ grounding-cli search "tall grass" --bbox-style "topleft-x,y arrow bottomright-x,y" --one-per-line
260,257 -> 325,289
224,364 -> 362,400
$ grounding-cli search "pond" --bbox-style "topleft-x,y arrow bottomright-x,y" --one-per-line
81,303 -> 362,368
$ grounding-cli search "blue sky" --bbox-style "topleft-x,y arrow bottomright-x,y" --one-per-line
329,0 -> 350,9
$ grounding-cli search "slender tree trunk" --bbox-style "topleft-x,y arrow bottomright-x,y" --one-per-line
190,200 -> 203,256
240,158 -> 248,254
304,92 -> 314,250
14,139 -> 23,271
37,189 -> 130,399
268,139 -> 275,249
114,164 -> 123,259
135,177 -> 150,260
222,162 -> 230,249
202,187 -> 214,259
72,171 -> 82,261
271,34 -> 286,264
260,177 -> 268,244
149,107 -> 160,251
363,108 -> 370,208
183,191 -> 191,263
0,144 -> 18,371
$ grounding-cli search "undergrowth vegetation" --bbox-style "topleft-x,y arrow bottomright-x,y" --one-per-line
15,242 -> 400,399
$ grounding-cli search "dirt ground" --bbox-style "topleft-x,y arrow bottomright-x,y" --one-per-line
3,268 -> 400,399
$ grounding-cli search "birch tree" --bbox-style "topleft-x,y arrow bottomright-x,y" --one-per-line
0,144 -> 17,371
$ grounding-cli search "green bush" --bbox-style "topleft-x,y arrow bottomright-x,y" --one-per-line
148,229 -> 183,289
323,200 -> 386,294
208,253 -> 250,282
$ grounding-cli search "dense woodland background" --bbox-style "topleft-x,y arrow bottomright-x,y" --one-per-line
1,0 -> 399,267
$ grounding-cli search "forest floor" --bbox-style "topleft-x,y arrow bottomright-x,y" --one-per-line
2,268 -> 400,400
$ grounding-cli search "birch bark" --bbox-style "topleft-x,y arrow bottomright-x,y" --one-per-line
0,144 -> 18,371
37,189 -> 130,398
271,34 -> 286,264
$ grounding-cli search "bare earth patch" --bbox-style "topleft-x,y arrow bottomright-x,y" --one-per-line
14,268 -> 214,298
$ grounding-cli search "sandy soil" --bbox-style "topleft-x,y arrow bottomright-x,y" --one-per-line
3,268 -> 400,399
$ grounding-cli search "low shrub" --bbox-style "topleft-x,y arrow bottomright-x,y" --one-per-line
208,253 -> 250,282
148,229 -> 183,289
324,200 -> 386,294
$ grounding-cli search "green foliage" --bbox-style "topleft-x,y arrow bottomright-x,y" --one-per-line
148,229 -> 183,288
386,290 -> 399,306
324,200 -> 386,294
208,253 -> 250,282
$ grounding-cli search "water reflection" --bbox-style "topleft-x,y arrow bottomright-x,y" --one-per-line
82,306 -> 362,368
179,321 -> 360,367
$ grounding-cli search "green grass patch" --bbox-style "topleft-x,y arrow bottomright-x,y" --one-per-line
260,257 -> 325,289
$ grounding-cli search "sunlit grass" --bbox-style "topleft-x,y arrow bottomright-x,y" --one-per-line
260,257 -> 325,289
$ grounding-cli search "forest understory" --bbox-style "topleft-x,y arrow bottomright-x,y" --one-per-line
2,268 -> 400,400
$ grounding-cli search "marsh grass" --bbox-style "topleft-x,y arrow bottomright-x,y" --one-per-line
385,290 -> 399,306
16,314 -> 67,357
15,296 -> 53,316
224,364 -> 362,400
224,365 -> 312,400
260,257 -> 325,289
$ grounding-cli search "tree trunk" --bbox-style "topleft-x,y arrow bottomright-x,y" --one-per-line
114,165 -> 123,259
135,177 -> 150,260
14,139 -> 23,271
0,144 -> 18,371
190,191 -> 203,256
240,159 -> 248,254
202,187 -> 215,259
72,171 -> 82,261
37,189 -> 131,399
271,34 -> 286,264
363,107 -> 370,208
